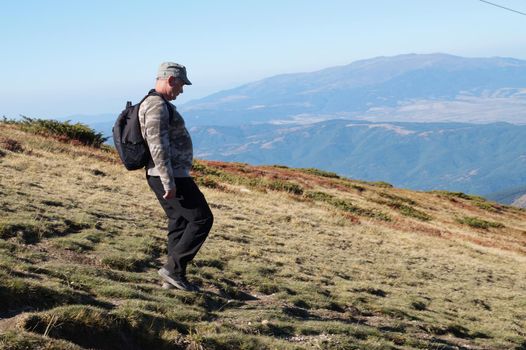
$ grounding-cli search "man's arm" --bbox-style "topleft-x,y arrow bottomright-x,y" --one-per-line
142,97 -> 176,196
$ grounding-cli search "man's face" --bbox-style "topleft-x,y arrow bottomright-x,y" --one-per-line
168,77 -> 186,100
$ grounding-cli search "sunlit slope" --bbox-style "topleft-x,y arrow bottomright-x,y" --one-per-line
0,123 -> 525,350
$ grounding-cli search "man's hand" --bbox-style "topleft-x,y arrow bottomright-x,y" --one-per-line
163,188 -> 177,200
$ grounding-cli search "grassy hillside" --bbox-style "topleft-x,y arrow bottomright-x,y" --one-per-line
0,122 -> 525,350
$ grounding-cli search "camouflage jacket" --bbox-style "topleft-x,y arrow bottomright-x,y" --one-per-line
138,94 -> 193,191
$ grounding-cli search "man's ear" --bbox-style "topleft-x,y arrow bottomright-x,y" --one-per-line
167,76 -> 176,86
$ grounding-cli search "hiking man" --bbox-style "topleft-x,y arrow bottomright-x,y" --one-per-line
139,62 -> 213,292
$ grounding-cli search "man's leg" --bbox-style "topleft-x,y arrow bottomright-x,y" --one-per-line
147,175 -> 213,277
166,215 -> 188,267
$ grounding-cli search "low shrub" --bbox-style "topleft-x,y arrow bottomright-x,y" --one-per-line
332,199 -> 391,221
368,181 -> 393,188
192,161 -> 223,177
304,191 -> 335,202
266,180 -> 304,195
379,192 -> 416,205
2,116 -> 107,148
0,137 -> 24,153
388,202 -> 432,221
195,176 -> 223,189
299,168 -> 340,179
431,190 -> 485,201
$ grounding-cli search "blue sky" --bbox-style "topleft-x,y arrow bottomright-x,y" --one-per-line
0,0 -> 525,118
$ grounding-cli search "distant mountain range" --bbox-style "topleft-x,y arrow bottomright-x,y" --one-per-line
180,53 -> 526,125
486,185 -> 526,208
189,120 -> 526,196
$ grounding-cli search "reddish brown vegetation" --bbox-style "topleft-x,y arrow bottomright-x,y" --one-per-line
0,137 -> 24,153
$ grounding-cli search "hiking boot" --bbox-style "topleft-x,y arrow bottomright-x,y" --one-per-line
158,268 -> 200,292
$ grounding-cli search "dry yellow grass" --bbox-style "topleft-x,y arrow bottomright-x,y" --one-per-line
0,122 -> 525,349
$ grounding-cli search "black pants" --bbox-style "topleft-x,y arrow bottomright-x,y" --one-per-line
147,175 -> 213,276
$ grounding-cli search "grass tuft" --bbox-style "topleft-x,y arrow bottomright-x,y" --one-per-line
101,253 -> 152,272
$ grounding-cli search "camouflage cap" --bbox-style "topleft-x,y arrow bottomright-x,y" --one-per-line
157,62 -> 192,85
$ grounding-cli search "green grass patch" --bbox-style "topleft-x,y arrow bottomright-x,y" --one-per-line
52,236 -> 96,252
431,190 -> 485,201
432,191 -> 503,212
304,191 -> 390,221
0,216 -> 91,244
195,176 -> 224,190
373,193 -> 431,221
388,202 -> 432,221
193,258 -> 225,270
367,181 -> 394,188
200,333 -> 271,350
0,330 -> 82,350
298,167 -> 340,178
20,305 -> 187,350
304,190 -> 335,202
332,199 -> 391,221
191,161 -> 224,176
265,179 -> 304,195
101,253 -> 152,272
379,192 -> 417,206
456,216 -> 505,229
96,284 -> 152,300
0,276 -> 102,313
194,167 -> 307,196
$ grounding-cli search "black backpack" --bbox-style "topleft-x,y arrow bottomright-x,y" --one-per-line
113,90 -> 173,170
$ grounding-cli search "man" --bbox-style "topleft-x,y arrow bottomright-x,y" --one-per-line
139,62 -> 213,292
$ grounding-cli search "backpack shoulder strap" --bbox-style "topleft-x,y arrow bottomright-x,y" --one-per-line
145,89 -> 174,121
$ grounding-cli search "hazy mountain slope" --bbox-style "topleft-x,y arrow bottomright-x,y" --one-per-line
513,194 -> 526,208
486,185 -> 526,208
1,123 -> 525,349
190,120 -> 526,195
180,53 -> 526,125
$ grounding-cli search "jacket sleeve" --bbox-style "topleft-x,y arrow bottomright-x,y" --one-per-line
142,97 -> 175,192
